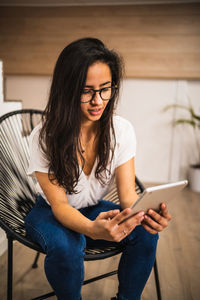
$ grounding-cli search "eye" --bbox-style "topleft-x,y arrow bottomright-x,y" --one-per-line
101,87 -> 110,92
82,89 -> 92,95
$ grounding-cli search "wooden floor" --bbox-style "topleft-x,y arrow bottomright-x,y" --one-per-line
0,185 -> 199,300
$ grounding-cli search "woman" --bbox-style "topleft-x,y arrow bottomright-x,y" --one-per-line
25,38 -> 171,300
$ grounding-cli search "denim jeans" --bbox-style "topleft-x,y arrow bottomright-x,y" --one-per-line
25,196 -> 158,300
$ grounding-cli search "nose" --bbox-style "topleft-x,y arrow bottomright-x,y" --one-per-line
91,91 -> 102,105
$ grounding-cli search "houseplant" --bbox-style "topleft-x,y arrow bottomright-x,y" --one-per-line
164,101 -> 200,192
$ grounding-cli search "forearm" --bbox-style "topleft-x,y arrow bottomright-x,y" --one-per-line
51,202 -> 93,238
35,171 -> 94,238
119,189 -> 139,209
115,158 -> 139,209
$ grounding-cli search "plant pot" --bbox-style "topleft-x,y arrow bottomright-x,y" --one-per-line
188,164 -> 200,193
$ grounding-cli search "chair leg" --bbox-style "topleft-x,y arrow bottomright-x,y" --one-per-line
7,236 -> 13,300
31,262 -> 160,299
154,258 -> 162,300
83,270 -> 117,285
31,270 -> 118,300
32,252 -> 40,268
31,291 -> 55,300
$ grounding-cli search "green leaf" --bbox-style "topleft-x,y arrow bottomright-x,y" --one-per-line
163,104 -> 189,112
163,104 -> 200,123
174,119 -> 196,128
191,111 -> 200,122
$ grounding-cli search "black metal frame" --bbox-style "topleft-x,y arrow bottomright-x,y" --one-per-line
0,109 -> 162,300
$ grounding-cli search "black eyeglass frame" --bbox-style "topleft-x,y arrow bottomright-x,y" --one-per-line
80,85 -> 118,103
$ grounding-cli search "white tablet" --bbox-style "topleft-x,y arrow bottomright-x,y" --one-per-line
122,180 -> 188,222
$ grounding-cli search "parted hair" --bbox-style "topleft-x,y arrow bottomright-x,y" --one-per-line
39,37 -> 123,193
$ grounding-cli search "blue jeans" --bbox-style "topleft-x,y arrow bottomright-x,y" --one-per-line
25,196 -> 158,300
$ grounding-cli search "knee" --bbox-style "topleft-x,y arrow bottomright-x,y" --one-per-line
48,230 -> 86,262
130,225 -> 159,254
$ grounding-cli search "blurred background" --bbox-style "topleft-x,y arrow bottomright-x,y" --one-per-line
0,1 -> 200,299
1,0 -> 200,183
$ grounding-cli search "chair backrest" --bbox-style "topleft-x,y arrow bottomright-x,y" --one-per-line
0,109 -> 43,236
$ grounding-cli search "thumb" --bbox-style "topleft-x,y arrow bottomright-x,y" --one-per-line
97,209 -> 120,220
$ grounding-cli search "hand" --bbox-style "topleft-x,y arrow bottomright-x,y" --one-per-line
90,208 -> 145,242
142,203 -> 171,234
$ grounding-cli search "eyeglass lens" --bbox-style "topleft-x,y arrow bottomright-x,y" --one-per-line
81,87 -> 116,103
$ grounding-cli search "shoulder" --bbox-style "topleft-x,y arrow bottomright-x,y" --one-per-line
29,123 -> 43,148
30,123 -> 42,140
113,115 -> 135,135
112,116 -> 137,166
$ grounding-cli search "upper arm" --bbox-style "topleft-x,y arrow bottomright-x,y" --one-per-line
28,127 -> 68,207
115,157 -> 138,209
35,171 -> 69,208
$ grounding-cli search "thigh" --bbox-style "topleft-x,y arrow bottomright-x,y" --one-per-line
79,200 -> 121,220
25,196 -> 86,254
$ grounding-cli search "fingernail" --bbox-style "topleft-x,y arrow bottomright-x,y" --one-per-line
138,211 -> 145,216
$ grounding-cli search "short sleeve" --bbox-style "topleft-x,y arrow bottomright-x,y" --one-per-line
27,124 -> 49,176
114,116 -> 137,168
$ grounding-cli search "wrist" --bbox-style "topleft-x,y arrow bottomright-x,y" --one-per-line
85,220 -> 96,239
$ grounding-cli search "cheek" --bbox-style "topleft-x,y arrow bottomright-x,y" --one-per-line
80,103 -> 84,112
103,101 -> 111,114
103,101 -> 109,110
80,103 -> 88,114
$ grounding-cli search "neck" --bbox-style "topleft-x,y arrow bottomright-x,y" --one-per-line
80,120 -> 99,137
79,121 -> 99,154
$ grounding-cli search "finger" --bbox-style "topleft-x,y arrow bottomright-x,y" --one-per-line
121,230 -> 128,240
121,223 -> 136,237
110,208 -> 131,225
117,228 -> 130,242
142,222 -> 158,235
111,209 -> 144,226
125,210 -> 145,223
108,209 -> 120,219
97,209 -> 120,220
144,214 -> 164,232
119,212 -> 145,234
111,211 -> 145,242
147,209 -> 168,228
160,203 -> 172,221
108,227 -> 126,243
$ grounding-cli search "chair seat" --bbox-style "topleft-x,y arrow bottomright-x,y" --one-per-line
0,213 -> 123,261
84,245 -> 124,260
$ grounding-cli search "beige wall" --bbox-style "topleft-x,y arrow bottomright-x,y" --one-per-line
0,3 -> 200,78
5,73 -> 200,183
1,1 -> 199,188
0,61 -> 21,115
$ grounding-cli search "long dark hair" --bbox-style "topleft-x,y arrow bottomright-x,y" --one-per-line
40,37 -> 123,193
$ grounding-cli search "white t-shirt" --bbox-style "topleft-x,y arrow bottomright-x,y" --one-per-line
27,115 -> 136,209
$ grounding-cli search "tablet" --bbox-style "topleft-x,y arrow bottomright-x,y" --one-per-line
121,180 -> 188,222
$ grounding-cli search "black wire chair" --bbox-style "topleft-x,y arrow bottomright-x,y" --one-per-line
0,109 -> 161,300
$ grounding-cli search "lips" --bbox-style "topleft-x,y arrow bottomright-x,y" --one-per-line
88,108 -> 102,116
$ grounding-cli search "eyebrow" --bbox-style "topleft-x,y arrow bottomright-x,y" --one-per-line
85,81 -> 112,88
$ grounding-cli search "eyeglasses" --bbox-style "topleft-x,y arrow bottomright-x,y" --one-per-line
80,86 -> 118,103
